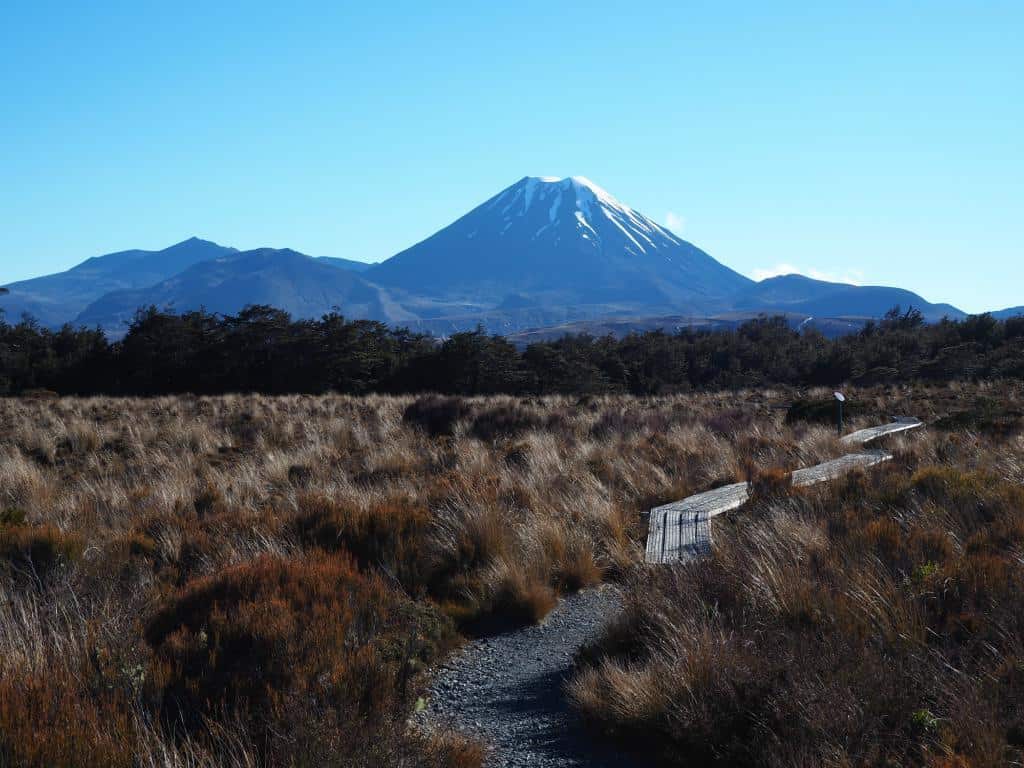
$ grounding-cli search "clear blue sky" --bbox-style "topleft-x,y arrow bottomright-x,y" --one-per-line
1,1 -> 1020,312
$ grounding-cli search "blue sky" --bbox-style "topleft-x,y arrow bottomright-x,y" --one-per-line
1,1 -> 1020,313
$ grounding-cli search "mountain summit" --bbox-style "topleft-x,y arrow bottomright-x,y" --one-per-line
2,176 -> 975,336
367,176 -> 752,311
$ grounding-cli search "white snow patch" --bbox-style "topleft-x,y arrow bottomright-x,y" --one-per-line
500,187 -> 523,217
489,176 -> 685,255
548,190 -> 562,223
601,208 -> 647,253
574,210 -> 597,237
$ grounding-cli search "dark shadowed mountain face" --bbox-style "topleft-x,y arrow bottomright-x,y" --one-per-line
0,237 -> 236,327
75,248 -> 413,333
367,176 -> 753,310
733,274 -> 965,322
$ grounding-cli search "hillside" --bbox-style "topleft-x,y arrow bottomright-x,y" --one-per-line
0,237 -> 235,326
75,248 -> 413,332
316,256 -> 377,273
733,274 -> 964,322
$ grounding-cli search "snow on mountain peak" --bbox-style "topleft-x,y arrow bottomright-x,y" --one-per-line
479,175 -> 682,256
518,175 -> 622,209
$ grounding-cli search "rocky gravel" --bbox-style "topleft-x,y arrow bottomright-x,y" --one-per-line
416,585 -> 642,768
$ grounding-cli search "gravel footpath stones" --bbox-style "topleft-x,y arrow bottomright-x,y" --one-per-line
416,586 -> 641,768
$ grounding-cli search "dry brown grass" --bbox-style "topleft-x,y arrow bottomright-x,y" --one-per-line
0,383 -> 1019,765
569,393 -> 1024,767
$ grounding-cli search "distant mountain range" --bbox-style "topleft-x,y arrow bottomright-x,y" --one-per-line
0,175 -> 1007,338
75,248 -> 411,330
731,273 -> 963,323
0,237 -> 236,327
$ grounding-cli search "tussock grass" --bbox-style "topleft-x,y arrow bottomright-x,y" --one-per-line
569,399 -> 1024,767
0,383 -> 1019,765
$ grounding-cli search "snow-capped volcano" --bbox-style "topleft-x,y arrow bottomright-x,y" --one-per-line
482,175 -> 681,256
367,176 -> 752,310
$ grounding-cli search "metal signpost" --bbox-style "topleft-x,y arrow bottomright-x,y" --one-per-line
834,391 -> 845,436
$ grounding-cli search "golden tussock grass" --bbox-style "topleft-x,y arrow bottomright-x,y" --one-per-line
569,386 -> 1024,767
0,382 -> 1019,765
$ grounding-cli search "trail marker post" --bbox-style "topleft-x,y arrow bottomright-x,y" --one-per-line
834,391 -> 846,436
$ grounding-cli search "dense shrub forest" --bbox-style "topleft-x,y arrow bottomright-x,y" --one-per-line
1,304 -> 1022,396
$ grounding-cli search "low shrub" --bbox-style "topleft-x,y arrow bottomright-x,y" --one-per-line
469,403 -> 542,441
403,395 -> 471,437
933,397 -> 1023,436
0,523 -> 83,580
785,397 -> 871,426
0,673 -> 136,768
145,552 -> 455,764
294,492 -> 433,590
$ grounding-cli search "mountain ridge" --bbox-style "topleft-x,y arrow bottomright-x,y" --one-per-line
994,306 -> 1024,320
1,176 -> 1000,336
0,237 -> 236,326
734,274 -> 964,322
74,248 -> 412,333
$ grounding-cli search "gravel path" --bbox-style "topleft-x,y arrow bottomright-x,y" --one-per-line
416,585 -> 642,768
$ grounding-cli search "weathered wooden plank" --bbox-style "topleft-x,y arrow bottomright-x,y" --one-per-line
644,419 -> 923,564
645,482 -> 747,563
840,418 -> 922,446
650,482 -> 749,517
791,450 -> 891,487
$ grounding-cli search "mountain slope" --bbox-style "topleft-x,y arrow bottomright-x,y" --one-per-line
0,237 -> 236,327
368,176 -> 752,311
993,306 -> 1024,319
734,274 -> 965,322
76,248 -> 413,333
316,256 -> 376,273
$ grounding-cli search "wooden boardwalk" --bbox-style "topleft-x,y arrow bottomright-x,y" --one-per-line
840,417 -> 922,446
644,419 -> 922,564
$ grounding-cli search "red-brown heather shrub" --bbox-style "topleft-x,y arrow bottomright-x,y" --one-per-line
294,492 -> 433,590
145,552 -> 456,762
0,522 -> 83,581
0,673 -> 137,768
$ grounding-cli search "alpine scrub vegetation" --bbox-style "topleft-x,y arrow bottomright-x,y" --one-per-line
569,405 -> 1024,767
0,383 -> 1019,765
2,304 -> 1024,397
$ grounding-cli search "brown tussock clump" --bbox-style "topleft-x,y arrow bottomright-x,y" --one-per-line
0,383 -> 1019,764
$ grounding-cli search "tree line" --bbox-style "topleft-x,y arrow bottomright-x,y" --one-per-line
0,304 -> 1022,396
